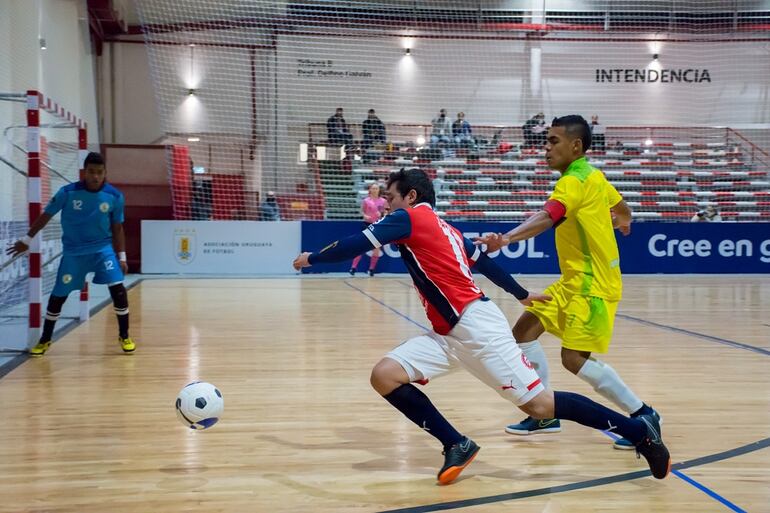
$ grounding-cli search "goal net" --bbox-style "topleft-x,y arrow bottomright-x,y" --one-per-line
133,0 -> 770,223
0,92 -> 84,348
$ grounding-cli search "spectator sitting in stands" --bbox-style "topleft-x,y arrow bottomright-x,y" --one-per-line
691,205 -> 722,223
522,112 -> 547,149
362,109 -> 386,149
430,108 -> 452,147
612,140 -> 625,151
327,107 -> 353,146
260,191 -> 281,221
590,115 -> 606,151
452,112 -> 474,148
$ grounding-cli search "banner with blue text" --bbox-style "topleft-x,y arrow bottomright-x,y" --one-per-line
301,221 -> 770,274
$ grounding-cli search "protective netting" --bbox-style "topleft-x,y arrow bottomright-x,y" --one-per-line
134,0 -> 770,222
0,101 -> 80,328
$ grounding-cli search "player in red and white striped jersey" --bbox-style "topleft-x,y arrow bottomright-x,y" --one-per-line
293,168 -> 670,485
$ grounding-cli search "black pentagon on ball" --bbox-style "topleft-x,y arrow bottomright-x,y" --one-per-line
175,398 -> 181,409
215,388 -> 222,398
195,397 -> 207,409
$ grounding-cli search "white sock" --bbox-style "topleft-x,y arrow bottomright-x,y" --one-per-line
577,358 -> 644,414
519,340 -> 550,388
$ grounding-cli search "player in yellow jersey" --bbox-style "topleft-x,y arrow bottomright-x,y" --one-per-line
476,115 -> 659,450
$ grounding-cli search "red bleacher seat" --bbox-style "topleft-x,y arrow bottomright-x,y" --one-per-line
340,125 -> 769,222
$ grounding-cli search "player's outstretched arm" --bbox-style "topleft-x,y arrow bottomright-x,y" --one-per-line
292,231 -> 374,271
474,210 -> 554,252
462,237 -> 551,306
293,209 -> 411,271
5,213 -> 53,257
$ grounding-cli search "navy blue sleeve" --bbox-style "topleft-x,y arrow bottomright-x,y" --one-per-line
308,232 -> 374,264
308,209 -> 412,265
462,237 -> 529,300
365,209 -> 412,247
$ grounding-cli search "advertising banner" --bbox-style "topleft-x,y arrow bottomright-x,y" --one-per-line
301,221 -> 770,274
142,221 -> 301,274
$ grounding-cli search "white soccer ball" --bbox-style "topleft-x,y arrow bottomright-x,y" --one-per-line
175,381 -> 224,430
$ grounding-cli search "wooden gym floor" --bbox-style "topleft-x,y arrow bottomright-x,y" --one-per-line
0,275 -> 768,513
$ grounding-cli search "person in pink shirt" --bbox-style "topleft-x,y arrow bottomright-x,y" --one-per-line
350,182 -> 387,276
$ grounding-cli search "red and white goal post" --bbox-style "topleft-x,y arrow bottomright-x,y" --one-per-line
0,90 -> 89,349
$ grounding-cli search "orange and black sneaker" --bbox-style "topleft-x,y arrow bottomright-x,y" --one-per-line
437,437 -> 480,485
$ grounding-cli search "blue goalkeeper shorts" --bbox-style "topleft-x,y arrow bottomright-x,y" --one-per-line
51,248 -> 123,297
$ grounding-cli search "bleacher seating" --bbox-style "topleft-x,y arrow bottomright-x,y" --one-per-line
304,125 -> 770,221
307,124 -> 770,222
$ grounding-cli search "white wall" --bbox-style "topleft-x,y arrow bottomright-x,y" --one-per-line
95,33 -> 770,142
0,0 -> 100,221
100,41 -> 162,144
277,35 -> 770,126
122,28 -> 770,193
277,35 -> 530,125
102,34 -> 274,199
537,0 -> 770,10
0,0 -> 99,140
272,34 -> 770,182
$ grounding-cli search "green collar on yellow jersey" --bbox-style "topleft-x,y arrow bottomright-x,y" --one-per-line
562,156 -> 595,182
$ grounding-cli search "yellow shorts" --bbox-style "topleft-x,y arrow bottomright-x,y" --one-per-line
526,281 -> 618,354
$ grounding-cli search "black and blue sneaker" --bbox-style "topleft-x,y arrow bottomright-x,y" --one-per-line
635,413 -> 671,479
505,416 -> 562,435
614,405 -> 661,450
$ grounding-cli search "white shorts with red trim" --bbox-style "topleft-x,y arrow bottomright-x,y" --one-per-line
385,299 -> 545,406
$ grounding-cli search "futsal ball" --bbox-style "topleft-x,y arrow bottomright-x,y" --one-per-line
175,381 -> 224,430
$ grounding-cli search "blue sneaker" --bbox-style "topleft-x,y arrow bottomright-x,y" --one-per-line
614,405 -> 661,450
505,416 -> 561,435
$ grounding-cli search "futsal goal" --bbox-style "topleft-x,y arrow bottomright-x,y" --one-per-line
0,90 -> 89,351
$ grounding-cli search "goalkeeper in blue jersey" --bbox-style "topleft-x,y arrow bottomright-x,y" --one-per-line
6,152 -> 135,356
